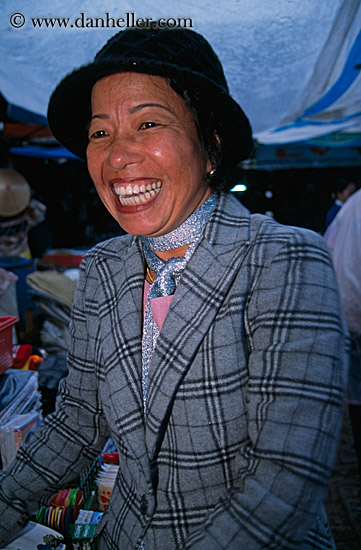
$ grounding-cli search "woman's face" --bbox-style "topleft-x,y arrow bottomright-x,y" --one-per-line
87,72 -> 212,237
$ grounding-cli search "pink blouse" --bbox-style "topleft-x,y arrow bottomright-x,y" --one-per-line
143,280 -> 174,331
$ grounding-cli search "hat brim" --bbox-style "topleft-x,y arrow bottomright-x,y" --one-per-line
47,59 -> 253,165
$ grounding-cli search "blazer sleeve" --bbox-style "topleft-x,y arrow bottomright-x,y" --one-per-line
183,228 -> 347,549
0,254 -> 110,547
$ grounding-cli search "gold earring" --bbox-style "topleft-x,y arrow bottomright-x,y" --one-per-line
208,168 -> 215,177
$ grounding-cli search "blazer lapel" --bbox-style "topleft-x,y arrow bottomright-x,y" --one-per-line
145,193 -> 252,460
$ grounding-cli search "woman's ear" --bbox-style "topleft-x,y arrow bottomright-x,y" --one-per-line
206,158 -> 213,175
204,130 -> 222,183
213,131 -> 221,147
208,131 -> 221,174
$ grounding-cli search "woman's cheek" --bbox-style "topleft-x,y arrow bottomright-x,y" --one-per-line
87,156 -> 104,188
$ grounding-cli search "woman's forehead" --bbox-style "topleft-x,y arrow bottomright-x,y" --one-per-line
91,73 -> 180,107
89,72 -> 197,130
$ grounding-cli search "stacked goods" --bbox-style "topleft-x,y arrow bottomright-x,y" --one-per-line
35,487 -> 83,536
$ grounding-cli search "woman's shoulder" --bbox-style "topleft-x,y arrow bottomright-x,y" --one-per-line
90,233 -> 134,254
250,211 -> 324,245
223,193 -> 325,248
79,234 -> 134,270
214,193 -> 328,264
221,192 -> 324,247
248,213 -> 330,268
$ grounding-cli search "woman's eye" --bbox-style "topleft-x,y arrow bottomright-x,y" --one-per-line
138,121 -> 159,130
89,129 -> 108,140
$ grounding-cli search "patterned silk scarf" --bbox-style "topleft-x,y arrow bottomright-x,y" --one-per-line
140,193 -> 218,411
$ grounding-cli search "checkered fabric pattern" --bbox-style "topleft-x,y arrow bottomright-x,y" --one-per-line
0,193 -> 346,549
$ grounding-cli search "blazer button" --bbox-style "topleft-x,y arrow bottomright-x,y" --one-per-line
140,494 -> 148,516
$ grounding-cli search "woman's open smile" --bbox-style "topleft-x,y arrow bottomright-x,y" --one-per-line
111,178 -> 162,207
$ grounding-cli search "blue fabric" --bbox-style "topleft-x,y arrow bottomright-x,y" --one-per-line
304,29 -> 361,117
326,202 -> 341,228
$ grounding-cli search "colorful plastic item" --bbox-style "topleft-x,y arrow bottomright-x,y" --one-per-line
0,316 -> 18,374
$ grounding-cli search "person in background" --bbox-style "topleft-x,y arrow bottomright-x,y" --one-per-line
325,177 -> 356,229
325,188 -> 361,483
0,167 -> 50,259
0,26 -> 347,550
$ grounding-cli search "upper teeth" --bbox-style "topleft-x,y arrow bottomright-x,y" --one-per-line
114,180 -> 161,197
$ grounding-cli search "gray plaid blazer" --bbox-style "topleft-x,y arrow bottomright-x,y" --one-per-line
0,193 -> 346,549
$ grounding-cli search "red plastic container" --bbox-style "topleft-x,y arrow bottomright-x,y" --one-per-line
43,249 -> 85,267
0,316 -> 18,374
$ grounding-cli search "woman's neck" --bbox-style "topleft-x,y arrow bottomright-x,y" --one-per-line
154,244 -> 189,262
146,245 -> 189,284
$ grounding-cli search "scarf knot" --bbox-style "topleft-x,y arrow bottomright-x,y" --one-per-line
141,193 -> 218,297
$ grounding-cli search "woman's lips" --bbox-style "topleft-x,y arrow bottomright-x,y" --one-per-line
111,179 -> 162,206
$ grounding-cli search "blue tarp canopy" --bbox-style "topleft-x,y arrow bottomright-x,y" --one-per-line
0,0 -> 360,148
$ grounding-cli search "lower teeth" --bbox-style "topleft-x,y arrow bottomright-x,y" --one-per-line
118,189 -> 158,206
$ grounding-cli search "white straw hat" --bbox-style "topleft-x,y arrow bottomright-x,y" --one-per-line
0,168 -> 31,217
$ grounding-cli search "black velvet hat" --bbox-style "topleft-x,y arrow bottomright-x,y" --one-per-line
47,26 -> 253,170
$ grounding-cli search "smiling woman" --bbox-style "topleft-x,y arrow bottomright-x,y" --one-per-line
0,26 -> 347,550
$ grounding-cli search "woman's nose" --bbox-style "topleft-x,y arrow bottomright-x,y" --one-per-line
106,135 -> 144,170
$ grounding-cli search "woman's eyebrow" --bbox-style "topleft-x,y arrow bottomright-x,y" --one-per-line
129,103 -> 175,115
90,114 -> 109,121
89,103 -> 175,122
